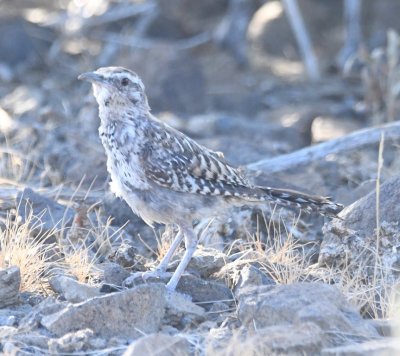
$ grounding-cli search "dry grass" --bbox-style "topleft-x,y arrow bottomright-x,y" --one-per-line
314,242 -> 400,321
220,209 -> 312,287
0,204 -> 112,291
0,150 -> 38,186
0,210 -> 56,293
62,246 -> 101,285
141,225 -> 181,266
0,173 -> 112,292
258,211 -> 312,284
0,134 -> 42,187
58,206 -> 121,285
215,202 -> 400,324
0,147 -> 60,293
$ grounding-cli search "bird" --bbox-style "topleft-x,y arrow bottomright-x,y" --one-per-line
78,66 -> 343,291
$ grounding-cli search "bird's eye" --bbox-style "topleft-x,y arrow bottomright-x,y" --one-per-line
121,77 -> 130,86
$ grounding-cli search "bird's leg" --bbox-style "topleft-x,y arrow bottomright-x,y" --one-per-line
152,229 -> 184,275
166,226 -> 198,291
123,229 -> 184,287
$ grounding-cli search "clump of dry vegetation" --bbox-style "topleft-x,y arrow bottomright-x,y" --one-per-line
0,209 -> 120,293
60,206 -> 122,285
62,245 -> 101,285
0,149 -> 105,290
358,29 -> 400,124
0,210 -> 56,293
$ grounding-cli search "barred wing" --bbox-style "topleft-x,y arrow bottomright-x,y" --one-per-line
142,121 -> 251,196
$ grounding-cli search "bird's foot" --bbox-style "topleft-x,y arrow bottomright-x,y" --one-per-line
123,269 -> 172,288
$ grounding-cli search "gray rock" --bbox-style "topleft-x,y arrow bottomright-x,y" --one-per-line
320,176 -> 400,272
123,333 -> 191,356
322,338 -> 400,356
206,322 -> 323,355
17,188 -> 74,237
250,322 -> 323,355
325,175 -> 400,241
369,318 -> 400,337
176,274 -> 233,304
19,297 -> 66,332
5,332 -> 51,353
88,337 -> 108,350
0,313 -> 16,327
41,284 -> 166,339
122,271 -> 172,289
165,291 -> 205,327
48,328 -> 95,354
101,262 -> 130,286
185,248 -> 227,278
110,242 -> 144,269
121,281 -> 206,327
0,304 -> 33,326
238,283 -> 378,347
0,304 -> 32,327
2,342 -> 19,355
206,325 -> 234,353
208,301 -> 231,323
0,325 -> 18,338
0,266 -> 20,308
209,301 -> 230,312
49,275 -> 101,303
233,265 -> 275,298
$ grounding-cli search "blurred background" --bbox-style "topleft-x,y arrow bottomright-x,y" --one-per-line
1,0 -> 400,193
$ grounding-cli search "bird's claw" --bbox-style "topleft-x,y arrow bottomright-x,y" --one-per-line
123,269 -> 172,288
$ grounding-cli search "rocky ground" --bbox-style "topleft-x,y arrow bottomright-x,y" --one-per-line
1,0 -> 400,355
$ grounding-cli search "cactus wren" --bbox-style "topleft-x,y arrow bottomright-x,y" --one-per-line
78,67 -> 343,291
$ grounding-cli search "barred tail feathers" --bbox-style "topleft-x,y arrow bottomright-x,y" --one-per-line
257,186 -> 344,217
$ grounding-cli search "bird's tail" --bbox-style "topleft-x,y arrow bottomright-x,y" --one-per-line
257,186 -> 344,217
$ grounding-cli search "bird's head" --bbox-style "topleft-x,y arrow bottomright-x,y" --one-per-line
78,66 -> 149,111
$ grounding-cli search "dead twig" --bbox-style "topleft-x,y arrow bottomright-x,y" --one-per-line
90,31 -> 211,50
248,121 -> 400,174
281,0 -> 320,81
81,2 -> 157,30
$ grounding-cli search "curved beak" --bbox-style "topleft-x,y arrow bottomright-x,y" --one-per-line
78,72 -> 106,85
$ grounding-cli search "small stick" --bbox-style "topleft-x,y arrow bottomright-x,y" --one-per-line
281,0 -> 320,81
